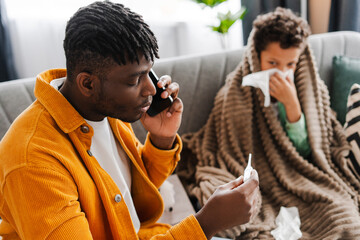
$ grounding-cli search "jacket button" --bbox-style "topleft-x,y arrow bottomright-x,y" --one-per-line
114,194 -> 122,203
87,150 -> 93,156
80,125 -> 90,133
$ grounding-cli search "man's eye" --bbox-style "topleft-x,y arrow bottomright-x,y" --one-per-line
269,61 -> 277,66
128,77 -> 140,86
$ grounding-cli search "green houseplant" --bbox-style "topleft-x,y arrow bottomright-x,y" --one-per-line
192,0 -> 247,49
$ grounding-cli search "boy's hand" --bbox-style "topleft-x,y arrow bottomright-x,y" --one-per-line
141,75 -> 183,149
269,72 -> 301,123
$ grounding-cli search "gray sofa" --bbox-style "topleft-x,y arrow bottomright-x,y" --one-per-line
1,31 -> 360,144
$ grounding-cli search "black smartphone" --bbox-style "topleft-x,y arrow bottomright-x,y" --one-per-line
147,69 -> 173,117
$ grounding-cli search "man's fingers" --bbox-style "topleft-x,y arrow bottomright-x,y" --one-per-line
249,188 -> 260,219
158,75 -> 171,88
250,168 -> 259,180
250,185 -> 260,205
220,176 -> 244,190
237,170 -> 259,195
218,170 -> 258,194
162,82 -> 179,99
166,98 -> 183,117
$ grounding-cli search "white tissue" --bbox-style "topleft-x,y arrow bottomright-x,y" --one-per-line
244,153 -> 253,182
270,206 -> 302,240
242,69 -> 294,107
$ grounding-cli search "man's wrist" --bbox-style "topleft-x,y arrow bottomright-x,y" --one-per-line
148,133 -> 177,150
195,210 -> 216,240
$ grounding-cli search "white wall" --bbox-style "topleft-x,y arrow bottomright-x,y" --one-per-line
5,0 -> 244,79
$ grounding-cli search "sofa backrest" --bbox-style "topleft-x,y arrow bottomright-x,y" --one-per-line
134,31 -> 360,142
0,77 -> 36,140
1,31 -> 360,142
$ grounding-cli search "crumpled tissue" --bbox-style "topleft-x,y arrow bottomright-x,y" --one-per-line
242,69 -> 294,107
270,206 -> 302,240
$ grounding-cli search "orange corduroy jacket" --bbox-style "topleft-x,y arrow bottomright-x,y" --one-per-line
0,69 -> 206,240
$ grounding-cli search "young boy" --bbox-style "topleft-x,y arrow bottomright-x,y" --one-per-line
180,7 -> 360,239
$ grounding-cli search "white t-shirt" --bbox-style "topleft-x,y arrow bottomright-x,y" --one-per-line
50,78 -> 140,232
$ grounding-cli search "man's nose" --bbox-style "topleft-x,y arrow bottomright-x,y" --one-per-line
143,74 -> 157,97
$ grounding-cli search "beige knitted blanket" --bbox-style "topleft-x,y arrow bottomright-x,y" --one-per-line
178,31 -> 360,239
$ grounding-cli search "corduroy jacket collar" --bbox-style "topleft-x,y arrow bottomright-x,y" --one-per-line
35,69 -> 86,134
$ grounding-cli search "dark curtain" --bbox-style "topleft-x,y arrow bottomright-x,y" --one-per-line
0,0 -> 17,82
241,0 -> 302,44
328,0 -> 360,32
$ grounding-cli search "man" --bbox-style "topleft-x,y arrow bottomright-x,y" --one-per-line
0,1 -> 259,239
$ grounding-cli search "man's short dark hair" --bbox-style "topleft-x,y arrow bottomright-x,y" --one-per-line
63,1 -> 159,81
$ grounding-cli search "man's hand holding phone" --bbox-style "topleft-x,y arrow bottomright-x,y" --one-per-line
141,69 -> 183,150
147,69 -> 174,117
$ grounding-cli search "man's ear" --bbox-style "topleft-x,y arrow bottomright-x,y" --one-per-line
75,72 -> 97,97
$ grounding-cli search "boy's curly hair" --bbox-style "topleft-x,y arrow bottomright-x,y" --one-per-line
253,7 -> 311,54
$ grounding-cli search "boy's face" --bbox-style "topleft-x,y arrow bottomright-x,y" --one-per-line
260,42 -> 301,72
90,54 -> 157,123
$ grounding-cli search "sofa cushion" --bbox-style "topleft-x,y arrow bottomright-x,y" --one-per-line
0,78 -> 36,140
331,55 -> 360,125
344,83 -> 360,179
